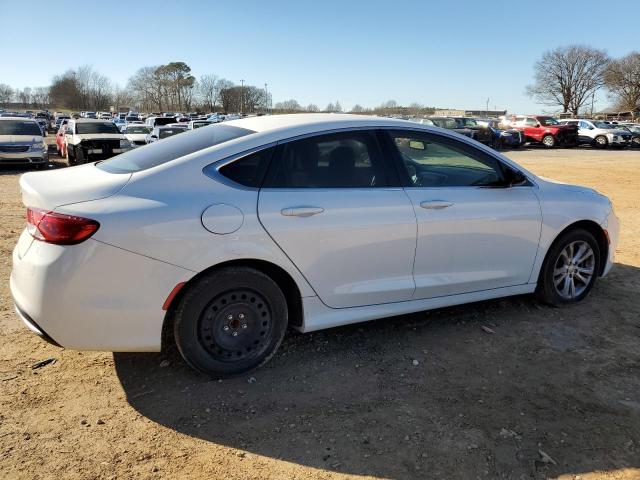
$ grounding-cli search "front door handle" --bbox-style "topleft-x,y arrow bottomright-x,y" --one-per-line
420,200 -> 454,210
281,206 -> 325,217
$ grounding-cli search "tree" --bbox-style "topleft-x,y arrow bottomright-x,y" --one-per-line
350,104 -> 365,113
380,100 -> 397,109
274,99 -> 302,111
306,103 -> 319,112
199,74 -> 221,111
604,52 -> 640,112
0,84 -> 14,107
526,45 -> 610,115
334,100 -> 342,112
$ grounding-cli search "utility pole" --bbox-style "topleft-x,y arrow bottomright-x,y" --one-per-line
486,98 -> 489,117
240,79 -> 244,115
264,83 -> 268,113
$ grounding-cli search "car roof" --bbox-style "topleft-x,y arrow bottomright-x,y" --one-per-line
72,118 -> 115,123
223,113 -> 431,135
0,116 -> 38,122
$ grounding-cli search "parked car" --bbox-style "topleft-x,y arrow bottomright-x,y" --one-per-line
511,116 -> 578,148
10,114 -> 619,377
145,116 -> 178,128
35,118 -> 48,136
614,124 -> 640,147
206,113 -> 224,123
122,124 -> 152,147
63,119 -> 132,165
449,117 -> 493,145
146,124 -> 187,143
187,120 -> 214,130
97,112 -> 112,120
483,120 -> 525,149
558,119 -> 632,148
0,117 -> 48,168
427,117 -> 475,138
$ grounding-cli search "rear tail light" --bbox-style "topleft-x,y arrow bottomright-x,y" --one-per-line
26,207 -> 99,245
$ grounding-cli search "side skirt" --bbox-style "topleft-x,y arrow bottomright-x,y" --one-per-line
296,284 -> 537,333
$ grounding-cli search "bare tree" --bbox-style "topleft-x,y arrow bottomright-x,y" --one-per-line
0,84 -> 14,107
526,45 -> 610,115
306,103 -> 319,112
199,74 -> 221,111
17,87 -> 32,108
325,102 -> 335,112
274,99 -> 302,112
604,52 -> 640,112
350,104 -> 365,113
334,100 -> 342,112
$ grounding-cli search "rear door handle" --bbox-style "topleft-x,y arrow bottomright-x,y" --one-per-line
420,200 -> 454,210
281,206 -> 325,217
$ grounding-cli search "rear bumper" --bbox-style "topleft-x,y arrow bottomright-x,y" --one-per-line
13,302 -> 61,347
10,233 -> 193,352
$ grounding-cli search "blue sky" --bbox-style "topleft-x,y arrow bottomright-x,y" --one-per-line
2,0 -> 638,113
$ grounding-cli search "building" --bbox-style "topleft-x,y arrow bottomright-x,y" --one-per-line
433,108 -> 507,118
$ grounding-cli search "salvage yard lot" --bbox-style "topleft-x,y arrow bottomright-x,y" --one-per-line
1,147 -> 639,480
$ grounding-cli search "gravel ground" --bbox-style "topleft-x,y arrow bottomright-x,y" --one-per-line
1,145 -> 639,480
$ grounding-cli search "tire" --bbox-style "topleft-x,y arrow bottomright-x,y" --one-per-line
66,146 -> 75,166
594,135 -> 608,149
174,267 -> 288,378
75,147 -> 85,165
536,228 -> 601,307
632,137 -> 640,148
541,134 -> 555,148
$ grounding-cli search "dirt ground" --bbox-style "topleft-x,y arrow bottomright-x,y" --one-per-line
1,145 -> 639,480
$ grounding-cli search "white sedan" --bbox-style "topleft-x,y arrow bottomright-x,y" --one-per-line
10,114 -> 619,377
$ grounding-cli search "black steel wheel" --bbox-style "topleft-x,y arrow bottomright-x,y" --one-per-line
174,267 -> 288,377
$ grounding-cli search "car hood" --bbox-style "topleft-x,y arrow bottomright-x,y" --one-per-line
538,176 -> 606,198
0,135 -> 43,144
19,163 -> 132,210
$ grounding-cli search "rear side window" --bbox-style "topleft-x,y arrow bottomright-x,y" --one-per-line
264,130 -> 388,188
214,147 -> 276,187
96,124 -> 255,173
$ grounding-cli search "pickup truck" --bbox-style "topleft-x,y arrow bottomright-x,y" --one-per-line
511,115 -> 578,148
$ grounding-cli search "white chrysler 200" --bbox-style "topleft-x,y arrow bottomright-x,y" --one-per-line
10,114 -> 619,377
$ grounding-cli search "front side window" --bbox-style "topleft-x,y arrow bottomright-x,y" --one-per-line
264,131 -> 387,188
389,131 -> 507,188
525,118 -> 539,127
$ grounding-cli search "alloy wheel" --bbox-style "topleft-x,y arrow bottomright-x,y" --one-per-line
553,241 -> 595,299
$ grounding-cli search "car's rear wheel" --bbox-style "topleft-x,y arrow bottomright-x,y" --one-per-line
594,135 -> 608,148
174,267 -> 288,378
536,228 -> 600,306
541,134 -> 555,148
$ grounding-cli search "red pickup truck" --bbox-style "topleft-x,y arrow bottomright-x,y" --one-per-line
511,115 -> 578,148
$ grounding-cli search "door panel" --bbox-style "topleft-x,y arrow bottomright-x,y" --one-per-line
384,129 -> 542,299
258,188 -> 417,308
404,187 -> 541,298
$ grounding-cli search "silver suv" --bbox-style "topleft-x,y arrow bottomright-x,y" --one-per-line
559,119 -> 632,148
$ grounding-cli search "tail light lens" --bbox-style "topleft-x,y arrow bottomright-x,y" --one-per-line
26,207 -> 99,245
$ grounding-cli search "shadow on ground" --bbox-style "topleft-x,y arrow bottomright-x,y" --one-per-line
115,265 -> 640,479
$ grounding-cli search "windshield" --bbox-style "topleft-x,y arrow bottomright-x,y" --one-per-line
0,120 -> 42,136
96,123 -> 255,174
159,129 -> 183,139
193,122 -> 211,129
76,122 -> 121,134
539,117 -> 560,126
125,126 -> 151,134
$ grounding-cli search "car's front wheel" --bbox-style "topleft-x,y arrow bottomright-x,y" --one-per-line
537,228 -> 600,306
594,135 -> 608,148
174,267 -> 288,378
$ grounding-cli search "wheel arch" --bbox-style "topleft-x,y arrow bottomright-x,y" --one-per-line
161,258 -> 304,352
537,219 -> 609,284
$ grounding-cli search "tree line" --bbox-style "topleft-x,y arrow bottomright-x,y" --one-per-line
527,46 -> 640,115
0,62 -> 273,114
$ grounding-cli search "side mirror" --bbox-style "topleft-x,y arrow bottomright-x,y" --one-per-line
508,170 -> 528,187
150,135 -> 158,139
